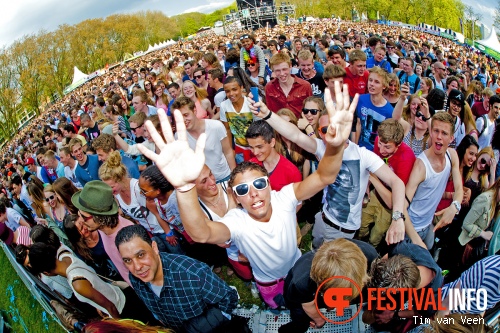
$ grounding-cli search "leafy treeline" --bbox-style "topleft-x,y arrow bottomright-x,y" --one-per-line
0,0 -> 466,141
0,6 -> 237,139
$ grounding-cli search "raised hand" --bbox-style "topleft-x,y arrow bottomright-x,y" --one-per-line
137,109 -> 206,188
323,80 -> 359,148
248,91 -> 271,119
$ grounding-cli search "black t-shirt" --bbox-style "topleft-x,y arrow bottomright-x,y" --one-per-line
298,70 -> 327,98
283,239 -> 378,307
85,122 -> 100,143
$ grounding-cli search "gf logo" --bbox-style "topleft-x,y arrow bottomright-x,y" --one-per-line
314,276 -> 362,325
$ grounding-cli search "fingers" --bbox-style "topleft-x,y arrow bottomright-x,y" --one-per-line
324,84 -> 336,119
157,108 -> 174,143
173,109 -> 187,142
144,120 -> 166,151
342,83 -> 350,111
137,143 -> 158,163
349,93 -> 360,115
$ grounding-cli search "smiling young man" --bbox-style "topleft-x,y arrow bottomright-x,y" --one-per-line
137,81 -> 356,309
69,138 -> 101,187
115,224 -> 238,331
297,50 -> 326,98
265,52 -> 312,118
366,46 -> 392,73
220,76 -> 256,162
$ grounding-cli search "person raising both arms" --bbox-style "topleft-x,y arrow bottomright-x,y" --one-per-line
137,81 -> 357,309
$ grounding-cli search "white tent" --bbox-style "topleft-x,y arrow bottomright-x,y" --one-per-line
71,66 -> 88,86
475,27 -> 500,60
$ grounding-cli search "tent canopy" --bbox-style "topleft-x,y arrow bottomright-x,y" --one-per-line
475,27 -> 500,60
71,66 -> 88,85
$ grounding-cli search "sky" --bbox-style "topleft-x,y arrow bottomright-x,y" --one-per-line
0,0 -> 495,48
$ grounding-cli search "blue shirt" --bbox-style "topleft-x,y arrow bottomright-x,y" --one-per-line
366,58 -> 392,73
398,72 -> 420,94
121,155 -> 140,179
130,253 -> 238,329
356,94 -> 394,150
74,154 -> 101,187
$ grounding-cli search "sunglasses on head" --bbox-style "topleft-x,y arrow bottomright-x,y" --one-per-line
302,108 -> 320,115
415,111 -> 430,121
240,35 -> 250,40
232,176 -> 269,196
45,195 -> 55,202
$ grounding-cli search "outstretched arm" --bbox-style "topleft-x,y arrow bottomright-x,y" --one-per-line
138,110 -> 231,244
292,82 -> 358,201
249,95 -> 318,154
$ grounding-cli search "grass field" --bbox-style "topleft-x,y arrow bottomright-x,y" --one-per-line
0,248 -> 66,333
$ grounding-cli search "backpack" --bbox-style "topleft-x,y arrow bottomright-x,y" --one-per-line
478,115 -> 488,138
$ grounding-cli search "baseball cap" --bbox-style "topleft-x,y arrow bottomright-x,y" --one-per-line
25,158 -> 35,166
448,89 -> 465,106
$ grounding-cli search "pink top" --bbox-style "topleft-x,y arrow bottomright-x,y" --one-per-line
98,216 -> 134,287
194,100 -> 208,119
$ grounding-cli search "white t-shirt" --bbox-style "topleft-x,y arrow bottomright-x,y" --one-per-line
315,139 -> 384,230
219,184 -> 301,282
185,120 -> 231,182
214,90 -> 226,108
64,164 -> 83,189
476,116 -> 495,150
116,179 -> 164,234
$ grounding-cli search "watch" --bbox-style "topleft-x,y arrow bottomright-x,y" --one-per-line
392,211 -> 405,221
451,201 -> 461,215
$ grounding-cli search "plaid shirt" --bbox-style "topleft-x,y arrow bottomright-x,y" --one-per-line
130,253 -> 238,329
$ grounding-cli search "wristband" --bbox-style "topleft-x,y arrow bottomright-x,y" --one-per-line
166,230 -> 174,237
262,112 -> 272,120
176,183 -> 195,193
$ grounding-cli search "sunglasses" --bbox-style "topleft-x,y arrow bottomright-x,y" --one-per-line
44,195 -> 55,202
480,158 -> 488,165
415,111 -> 430,121
232,176 -> 269,196
319,126 -> 329,134
302,108 -> 320,115
240,34 -> 250,40
79,211 -> 93,222
248,63 -> 257,67
195,75 -> 204,79
130,125 -> 141,132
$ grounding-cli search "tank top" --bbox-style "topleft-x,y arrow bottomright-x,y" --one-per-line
194,100 -> 208,119
408,151 -> 451,231
51,205 -> 69,229
59,252 -> 125,316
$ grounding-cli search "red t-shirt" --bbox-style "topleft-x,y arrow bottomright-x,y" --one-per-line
374,137 -> 416,185
265,75 -> 313,119
344,67 -> 369,98
471,102 -> 489,117
250,155 -> 302,191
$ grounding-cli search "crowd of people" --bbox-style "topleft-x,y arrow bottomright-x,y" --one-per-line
0,18 -> 499,333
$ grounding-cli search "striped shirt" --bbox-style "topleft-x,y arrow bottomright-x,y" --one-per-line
441,255 -> 500,314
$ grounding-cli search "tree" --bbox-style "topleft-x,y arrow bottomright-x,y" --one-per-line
495,0 -> 500,32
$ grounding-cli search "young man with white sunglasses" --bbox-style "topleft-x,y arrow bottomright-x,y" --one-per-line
138,82 -> 357,309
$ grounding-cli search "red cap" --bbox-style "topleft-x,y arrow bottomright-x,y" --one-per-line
25,157 -> 35,165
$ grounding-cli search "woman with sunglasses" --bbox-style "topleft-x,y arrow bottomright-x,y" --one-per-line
99,151 -> 173,254
143,81 -> 154,100
44,184 -> 70,230
239,34 -> 266,86
393,88 -> 432,157
463,147 -> 497,205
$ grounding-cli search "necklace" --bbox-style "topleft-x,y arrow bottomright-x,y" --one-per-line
207,186 -> 221,207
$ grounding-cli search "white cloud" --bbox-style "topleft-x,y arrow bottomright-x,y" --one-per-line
182,0 -> 233,14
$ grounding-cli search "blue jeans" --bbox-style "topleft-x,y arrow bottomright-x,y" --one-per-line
152,231 -> 185,254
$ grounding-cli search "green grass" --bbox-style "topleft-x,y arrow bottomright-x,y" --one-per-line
0,248 -> 66,333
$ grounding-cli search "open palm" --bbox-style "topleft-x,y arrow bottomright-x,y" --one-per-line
137,109 -> 206,187
323,81 -> 359,147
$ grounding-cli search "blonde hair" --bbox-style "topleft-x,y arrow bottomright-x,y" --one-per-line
98,151 -> 128,183
378,119 -> 405,145
368,66 -> 390,89
466,147 -> 495,191
180,80 -> 208,101
297,50 -> 313,61
323,64 -> 346,80
270,52 -> 291,68
311,239 -> 369,297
